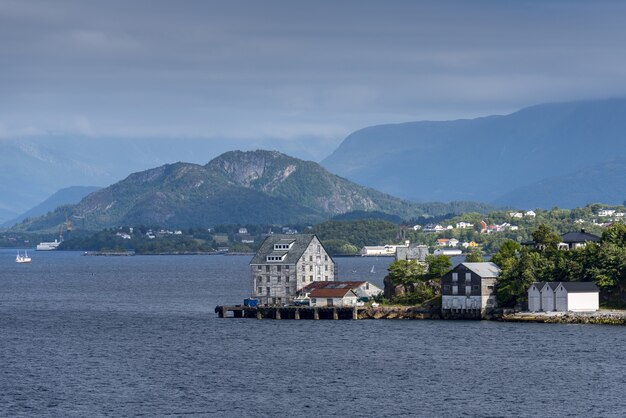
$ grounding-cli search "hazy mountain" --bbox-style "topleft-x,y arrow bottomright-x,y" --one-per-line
1,186 -> 101,228
321,98 -> 626,208
0,136 -> 333,225
494,158 -> 626,209
15,150 -> 492,232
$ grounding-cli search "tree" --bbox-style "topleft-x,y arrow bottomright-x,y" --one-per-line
464,248 -> 484,262
531,224 -> 561,250
425,254 -> 452,279
387,259 -> 427,285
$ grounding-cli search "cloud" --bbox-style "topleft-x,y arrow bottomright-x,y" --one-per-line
0,0 -> 625,152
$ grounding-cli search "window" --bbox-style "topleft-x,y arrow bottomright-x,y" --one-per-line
309,275 -> 313,282
266,277 -> 270,283
324,276 -> 328,280
311,298 -> 317,304
444,285 -> 451,292
325,265 -> 328,271
473,285 -> 480,291
452,285 -> 458,295
366,283 -> 369,290
265,266 -> 270,272
465,273 -> 471,282
309,255 -> 313,261
277,277 -> 281,283
286,276 -> 290,283
258,287 -> 263,294
257,266 -> 262,270
285,265 -> 290,270
309,265 -> 313,271
277,266 -> 281,272
266,287 -> 270,295
301,265 -> 305,271
327,299 -> 333,306
317,245 -> 321,253
324,255 -> 328,261
465,286 -> 471,295
452,273 -> 458,282
285,287 -> 289,294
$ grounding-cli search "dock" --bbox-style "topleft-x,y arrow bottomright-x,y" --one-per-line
215,305 -> 362,320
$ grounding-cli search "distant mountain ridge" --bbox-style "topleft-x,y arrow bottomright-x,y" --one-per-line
13,150 -> 493,232
1,186 -> 101,228
322,98 -> 626,208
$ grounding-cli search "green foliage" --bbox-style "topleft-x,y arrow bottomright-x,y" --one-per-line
493,224 -> 626,308
424,255 -> 452,279
390,283 -> 435,305
464,248 -> 484,262
312,219 -> 400,252
388,260 -> 427,285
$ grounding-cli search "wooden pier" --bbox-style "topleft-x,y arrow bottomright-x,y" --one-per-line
215,305 -> 362,320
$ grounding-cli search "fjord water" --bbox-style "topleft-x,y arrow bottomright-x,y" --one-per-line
1,250 -> 625,417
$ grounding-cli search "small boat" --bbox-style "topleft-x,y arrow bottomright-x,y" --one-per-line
370,265 -> 375,274
16,251 -> 32,264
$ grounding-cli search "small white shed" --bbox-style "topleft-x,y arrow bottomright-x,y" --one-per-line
540,282 -> 559,312
528,282 -> 544,312
554,282 -> 600,312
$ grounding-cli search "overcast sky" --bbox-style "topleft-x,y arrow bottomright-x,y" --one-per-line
1,0 -> 625,160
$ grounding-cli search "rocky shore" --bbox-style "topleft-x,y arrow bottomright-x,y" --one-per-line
501,310 -> 626,325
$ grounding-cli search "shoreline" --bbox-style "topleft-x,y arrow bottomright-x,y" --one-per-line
215,304 -> 626,325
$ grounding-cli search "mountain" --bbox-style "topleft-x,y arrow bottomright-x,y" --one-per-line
13,150 -> 490,232
0,136 -> 334,225
321,98 -> 626,208
494,158 -> 626,209
1,186 -> 101,228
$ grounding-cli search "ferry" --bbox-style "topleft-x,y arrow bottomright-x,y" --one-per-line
36,239 -> 61,251
16,251 -> 32,263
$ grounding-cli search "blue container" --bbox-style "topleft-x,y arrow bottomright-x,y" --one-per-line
244,298 -> 258,307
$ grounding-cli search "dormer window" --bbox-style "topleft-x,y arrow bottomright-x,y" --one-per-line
266,253 -> 287,262
274,240 -> 295,251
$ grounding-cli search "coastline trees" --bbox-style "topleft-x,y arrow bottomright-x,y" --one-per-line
492,224 -> 626,309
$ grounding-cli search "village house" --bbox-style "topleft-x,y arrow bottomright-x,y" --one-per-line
509,212 -> 523,219
441,262 -> 500,314
396,244 -> 429,262
598,209 -> 616,217
250,234 -> 335,305
299,281 -> 382,307
360,241 -> 410,256
528,282 -> 599,312
436,238 -> 450,247
456,221 -> 474,229
423,224 -> 445,233
525,210 -> 536,218
557,230 -> 601,250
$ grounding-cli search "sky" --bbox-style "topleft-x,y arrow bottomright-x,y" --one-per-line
1,0 -> 626,161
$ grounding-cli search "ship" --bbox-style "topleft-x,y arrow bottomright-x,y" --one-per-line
36,239 -> 61,251
16,251 -> 32,263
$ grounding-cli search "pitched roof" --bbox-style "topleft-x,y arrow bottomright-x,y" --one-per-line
560,231 -> 601,243
540,282 -> 560,291
460,262 -> 501,278
558,282 -> 599,293
529,282 -> 545,292
309,287 -> 357,298
301,281 -> 366,292
250,234 -> 316,264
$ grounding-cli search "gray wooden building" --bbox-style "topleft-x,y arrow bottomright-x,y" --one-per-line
441,262 -> 500,314
250,234 -> 335,305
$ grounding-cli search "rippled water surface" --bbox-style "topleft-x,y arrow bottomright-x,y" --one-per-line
1,249 -> 625,417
